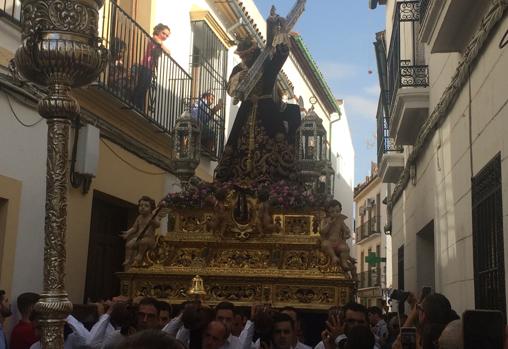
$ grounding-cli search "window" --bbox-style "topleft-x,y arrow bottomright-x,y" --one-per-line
190,20 -> 228,159
472,153 -> 506,317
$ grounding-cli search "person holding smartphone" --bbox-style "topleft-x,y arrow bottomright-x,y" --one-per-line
392,291 -> 458,349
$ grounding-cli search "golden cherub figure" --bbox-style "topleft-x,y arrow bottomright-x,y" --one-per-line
121,196 -> 161,267
320,200 -> 357,279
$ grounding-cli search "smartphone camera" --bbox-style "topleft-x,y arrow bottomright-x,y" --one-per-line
400,327 -> 417,349
389,289 -> 410,304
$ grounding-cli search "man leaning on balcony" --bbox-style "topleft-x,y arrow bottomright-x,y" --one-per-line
191,92 -> 224,152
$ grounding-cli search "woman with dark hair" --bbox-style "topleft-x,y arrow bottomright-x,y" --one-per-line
132,23 -> 171,111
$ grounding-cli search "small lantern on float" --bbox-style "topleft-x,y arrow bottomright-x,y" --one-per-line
296,97 -> 328,190
171,110 -> 201,182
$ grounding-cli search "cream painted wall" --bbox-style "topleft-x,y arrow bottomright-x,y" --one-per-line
354,179 -> 390,291
390,15 -> 508,315
66,139 -> 174,302
0,92 -> 46,298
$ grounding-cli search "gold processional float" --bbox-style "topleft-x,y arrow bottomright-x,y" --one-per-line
117,0 -> 358,311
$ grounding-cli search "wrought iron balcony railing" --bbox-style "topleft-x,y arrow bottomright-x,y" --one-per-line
376,96 -> 403,164
0,0 -> 20,24
98,0 -> 192,135
386,1 -> 429,113
359,270 -> 381,289
189,97 -> 225,158
355,216 -> 380,242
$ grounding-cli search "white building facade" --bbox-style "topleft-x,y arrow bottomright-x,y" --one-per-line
353,165 -> 392,308
372,0 -> 508,315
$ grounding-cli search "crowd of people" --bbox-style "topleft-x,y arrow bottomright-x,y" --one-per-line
1,287 -> 506,349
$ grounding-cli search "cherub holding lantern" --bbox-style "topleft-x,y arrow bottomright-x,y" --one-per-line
121,195 -> 167,267
319,199 -> 357,279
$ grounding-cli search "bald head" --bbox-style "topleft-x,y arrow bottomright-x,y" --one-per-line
203,321 -> 228,349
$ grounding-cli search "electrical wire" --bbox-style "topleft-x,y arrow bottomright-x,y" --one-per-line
100,138 -> 167,176
5,92 -> 43,127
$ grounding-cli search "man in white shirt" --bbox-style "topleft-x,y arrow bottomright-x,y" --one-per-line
315,302 -> 375,349
241,311 -> 297,349
367,306 -> 388,349
280,307 -> 311,349
88,297 -> 162,349
163,301 -> 245,349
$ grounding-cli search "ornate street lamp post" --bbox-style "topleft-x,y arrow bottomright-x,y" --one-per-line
14,1 -> 107,348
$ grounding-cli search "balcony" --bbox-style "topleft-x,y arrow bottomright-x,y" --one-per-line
359,270 -> 381,289
0,0 -> 225,159
377,97 -> 403,183
355,216 -> 380,243
419,0 -> 490,52
0,0 -> 20,25
386,1 -> 429,146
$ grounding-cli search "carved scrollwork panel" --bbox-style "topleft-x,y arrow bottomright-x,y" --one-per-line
146,238 -> 174,266
210,250 -> 271,269
177,212 -> 207,234
134,281 -> 189,300
284,215 -> 312,235
283,251 -> 309,270
21,0 -> 102,39
207,284 -> 262,303
171,248 -> 208,268
275,285 -> 336,305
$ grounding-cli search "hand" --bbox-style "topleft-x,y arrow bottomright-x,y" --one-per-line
132,296 -> 144,305
321,330 -> 335,349
216,98 -> 224,109
260,340 -> 273,349
326,313 -> 345,340
94,302 -> 106,316
406,292 -> 417,308
391,335 -> 402,349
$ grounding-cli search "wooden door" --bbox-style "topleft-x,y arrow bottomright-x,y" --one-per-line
84,191 -> 137,302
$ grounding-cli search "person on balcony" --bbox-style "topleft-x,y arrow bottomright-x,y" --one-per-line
108,37 -> 130,97
191,92 -> 223,153
132,23 -> 171,112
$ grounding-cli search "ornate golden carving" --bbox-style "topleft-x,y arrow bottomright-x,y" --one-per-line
275,285 -> 335,305
171,248 -> 208,268
207,284 -> 262,302
14,0 -> 106,347
211,250 -> 271,269
135,281 -> 189,300
283,251 -> 309,270
284,215 -> 312,235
